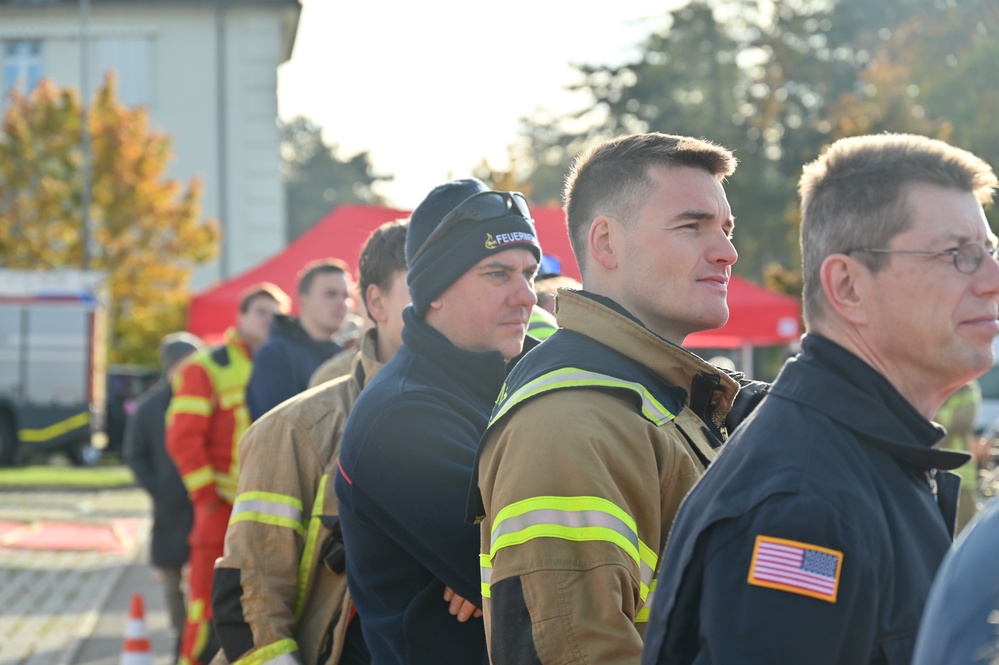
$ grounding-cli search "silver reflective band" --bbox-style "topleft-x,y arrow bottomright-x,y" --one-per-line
231,499 -> 302,523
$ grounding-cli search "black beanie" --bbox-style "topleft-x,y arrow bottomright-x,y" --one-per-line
406,178 -> 542,316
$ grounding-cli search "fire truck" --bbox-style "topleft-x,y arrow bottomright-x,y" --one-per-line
0,270 -> 108,466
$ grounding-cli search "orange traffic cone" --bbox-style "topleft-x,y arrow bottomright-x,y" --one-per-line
120,593 -> 153,665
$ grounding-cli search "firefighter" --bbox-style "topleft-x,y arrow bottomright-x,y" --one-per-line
166,282 -> 290,665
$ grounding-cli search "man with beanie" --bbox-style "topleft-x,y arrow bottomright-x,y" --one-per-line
335,178 -> 542,665
470,133 -> 742,664
124,331 -> 204,658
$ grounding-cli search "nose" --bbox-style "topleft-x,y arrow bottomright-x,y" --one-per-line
973,248 -> 999,297
710,230 -> 739,266
509,274 -> 538,310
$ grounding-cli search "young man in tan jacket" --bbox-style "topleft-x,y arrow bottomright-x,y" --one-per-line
471,133 -> 743,664
210,219 -> 408,665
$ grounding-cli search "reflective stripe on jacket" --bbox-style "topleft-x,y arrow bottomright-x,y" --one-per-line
212,331 -> 382,665
473,288 -> 738,664
167,328 -> 253,506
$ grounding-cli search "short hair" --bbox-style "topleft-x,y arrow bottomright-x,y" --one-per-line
297,258 -> 351,296
799,133 -> 998,328
358,218 -> 409,319
563,132 -> 737,273
534,274 -> 582,313
239,282 -> 290,314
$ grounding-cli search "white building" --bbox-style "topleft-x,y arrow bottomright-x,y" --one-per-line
0,0 -> 301,287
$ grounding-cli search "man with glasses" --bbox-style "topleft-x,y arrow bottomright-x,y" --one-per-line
335,179 -> 542,664
469,132 -> 743,664
641,133 -> 999,665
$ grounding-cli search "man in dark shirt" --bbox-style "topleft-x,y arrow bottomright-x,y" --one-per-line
335,178 -> 542,665
642,133 -> 999,664
246,259 -> 354,419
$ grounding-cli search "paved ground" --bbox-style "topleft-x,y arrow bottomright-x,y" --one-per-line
0,486 -> 176,665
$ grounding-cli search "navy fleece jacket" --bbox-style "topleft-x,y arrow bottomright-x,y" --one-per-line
246,314 -> 340,421
335,306 -> 525,665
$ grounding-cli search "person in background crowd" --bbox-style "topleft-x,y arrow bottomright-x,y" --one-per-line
642,133 -> 999,665
934,379 -> 991,531
166,283 -> 290,665
210,218 -> 410,665
246,259 -> 354,420
472,132 -> 741,664
335,178 -> 542,665
124,331 -> 204,659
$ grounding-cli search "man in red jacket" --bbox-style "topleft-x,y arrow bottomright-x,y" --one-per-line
166,282 -> 290,665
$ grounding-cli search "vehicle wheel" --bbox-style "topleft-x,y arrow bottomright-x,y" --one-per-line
0,415 -> 17,467
69,437 -> 101,467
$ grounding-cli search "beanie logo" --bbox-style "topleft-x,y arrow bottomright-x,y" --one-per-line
485,231 -> 537,251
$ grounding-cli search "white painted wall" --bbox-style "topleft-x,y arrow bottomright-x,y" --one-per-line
0,1 -> 299,290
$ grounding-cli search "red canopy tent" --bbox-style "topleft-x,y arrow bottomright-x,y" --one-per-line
187,204 -> 801,367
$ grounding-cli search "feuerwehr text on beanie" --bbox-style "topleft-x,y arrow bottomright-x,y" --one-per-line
406,178 -> 542,316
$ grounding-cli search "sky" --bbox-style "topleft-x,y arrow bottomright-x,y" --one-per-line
277,0 -> 683,209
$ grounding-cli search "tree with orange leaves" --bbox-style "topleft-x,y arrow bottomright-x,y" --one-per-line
0,74 -> 219,365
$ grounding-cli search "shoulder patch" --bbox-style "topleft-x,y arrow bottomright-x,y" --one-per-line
747,535 -> 843,603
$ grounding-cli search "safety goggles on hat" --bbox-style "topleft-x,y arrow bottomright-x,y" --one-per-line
409,191 -> 535,265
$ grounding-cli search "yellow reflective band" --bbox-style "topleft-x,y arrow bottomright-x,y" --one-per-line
232,637 -> 299,665
215,472 -> 238,503
480,552 -> 493,598
528,314 -> 557,340
488,496 -> 656,584
182,466 -> 215,493
169,395 -> 212,418
18,411 -> 90,443
229,512 -> 304,536
491,368 -> 676,427
233,491 -> 304,513
635,578 -> 657,623
296,474 -> 328,619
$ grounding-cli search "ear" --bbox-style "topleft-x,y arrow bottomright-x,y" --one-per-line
366,284 -> 387,324
819,253 -> 871,326
589,216 -> 619,271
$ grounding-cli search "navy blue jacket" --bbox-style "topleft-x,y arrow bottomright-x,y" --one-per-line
642,334 -> 968,665
912,497 -> 999,664
123,379 -> 194,568
336,307 -> 533,665
246,314 -> 340,421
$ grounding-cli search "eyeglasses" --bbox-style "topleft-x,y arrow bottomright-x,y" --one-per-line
848,241 -> 999,275
409,191 -> 534,265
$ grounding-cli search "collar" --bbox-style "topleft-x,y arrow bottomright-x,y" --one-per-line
774,334 -> 969,471
224,327 -> 252,360
401,306 -> 510,404
352,328 -> 384,389
555,289 -> 739,414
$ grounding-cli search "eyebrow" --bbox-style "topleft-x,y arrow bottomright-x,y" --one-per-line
675,209 -> 736,228
479,261 -> 540,273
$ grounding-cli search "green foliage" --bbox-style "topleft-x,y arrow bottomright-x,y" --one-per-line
502,0 -> 999,285
282,116 -> 391,240
0,74 -> 219,365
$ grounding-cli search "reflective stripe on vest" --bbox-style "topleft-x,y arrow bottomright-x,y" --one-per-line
181,465 -> 215,494
229,491 -> 305,536
231,637 -> 299,665
296,473 -> 329,620
491,367 -> 677,428
528,313 -> 557,340
481,495 -> 657,604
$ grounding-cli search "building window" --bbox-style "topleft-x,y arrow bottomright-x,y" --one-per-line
97,37 -> 151,107
2,40 -> 42,99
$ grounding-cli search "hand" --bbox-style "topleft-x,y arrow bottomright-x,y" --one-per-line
443,586 -> 482,622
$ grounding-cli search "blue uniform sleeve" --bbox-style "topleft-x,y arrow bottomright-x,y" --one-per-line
246,343 -> 296,421
648,494 -> 882,665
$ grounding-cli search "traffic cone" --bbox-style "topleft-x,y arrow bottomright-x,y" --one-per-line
120,593 -> 153,665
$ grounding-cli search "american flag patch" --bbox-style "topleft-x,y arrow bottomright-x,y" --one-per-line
747,535 -> 843,603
